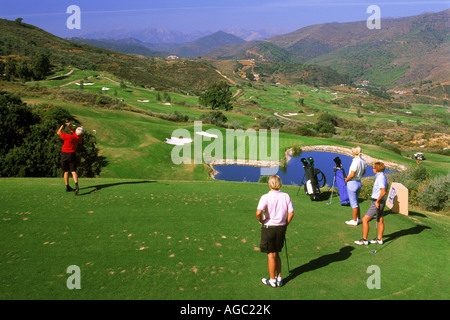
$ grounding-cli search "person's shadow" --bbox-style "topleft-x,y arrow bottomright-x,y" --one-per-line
283,246 -> 354,285
374,224 -> 431,253
78,180 -> 155,196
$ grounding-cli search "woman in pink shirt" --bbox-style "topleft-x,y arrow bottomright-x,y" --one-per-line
256,175 -> 294,287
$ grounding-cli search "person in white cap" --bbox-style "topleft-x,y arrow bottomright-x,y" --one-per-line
57,123 -> 84,195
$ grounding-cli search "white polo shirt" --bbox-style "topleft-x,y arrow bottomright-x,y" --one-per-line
348,156 -> 367,181
257,190 -> 294,226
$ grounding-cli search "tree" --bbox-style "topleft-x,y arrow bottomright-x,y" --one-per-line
31,53 -> 51,80
4,57 -> 17,81
17,60 -> 31,81
0,92 -> 105,177
199,81 -> 233,111
0,61 -> 4,78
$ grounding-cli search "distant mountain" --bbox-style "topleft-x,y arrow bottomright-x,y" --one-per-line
206,9 -> 450,88
78,27 -> 210,43
77,27 -> 289,43
170,31 -> 246,58
70,31 -> 246,58
68,37 -> 169,57
224,28 -> 293,41
269,9 -> 450,87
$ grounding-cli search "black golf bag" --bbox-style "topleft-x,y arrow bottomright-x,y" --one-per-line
333,157 -> 350,206
299,157 -> 326,201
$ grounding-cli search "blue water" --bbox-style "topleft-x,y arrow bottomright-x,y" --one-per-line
213,151 -> 394,186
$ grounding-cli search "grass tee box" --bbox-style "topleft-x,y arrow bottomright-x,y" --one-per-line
0,178 -> 448,300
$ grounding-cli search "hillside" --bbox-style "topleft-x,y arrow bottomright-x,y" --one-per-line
0,19 -> 226,93
206,10 -> 449,92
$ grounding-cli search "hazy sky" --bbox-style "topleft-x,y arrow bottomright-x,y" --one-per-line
1,0 -> 448,37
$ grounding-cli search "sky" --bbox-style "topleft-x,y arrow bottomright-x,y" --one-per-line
0,0 -> 448,38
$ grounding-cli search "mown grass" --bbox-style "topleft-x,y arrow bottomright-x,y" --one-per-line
3,74 -> 449,301
0,178 -> 448,300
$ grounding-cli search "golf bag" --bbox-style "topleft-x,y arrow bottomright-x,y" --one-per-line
333,157 -> 350,206
300,157 -> 326,201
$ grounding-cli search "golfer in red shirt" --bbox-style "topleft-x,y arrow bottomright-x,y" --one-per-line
57,123 -> 84,195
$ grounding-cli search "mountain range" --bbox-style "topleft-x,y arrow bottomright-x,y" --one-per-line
69,9 -> 449,90
69,31 -> 247,58
206,9 -> 449,88
1,9 -> 448,96
77,27 -> 290,43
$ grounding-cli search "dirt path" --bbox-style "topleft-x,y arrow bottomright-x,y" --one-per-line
47,69 -> 74,80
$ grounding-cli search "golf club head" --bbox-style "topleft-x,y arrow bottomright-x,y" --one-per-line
371,250 -> 377,254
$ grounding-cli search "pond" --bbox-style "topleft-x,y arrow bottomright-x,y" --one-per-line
212,151 -> 395,187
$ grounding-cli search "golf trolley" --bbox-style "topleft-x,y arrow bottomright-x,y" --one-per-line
297,157 -> 326,201
327,157 -> 350,206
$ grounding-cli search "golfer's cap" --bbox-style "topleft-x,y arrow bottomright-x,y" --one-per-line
76,127 -> 85,135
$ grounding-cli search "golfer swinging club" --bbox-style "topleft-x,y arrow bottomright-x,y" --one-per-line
57,123 -> 84,195
256,175 -> 294,287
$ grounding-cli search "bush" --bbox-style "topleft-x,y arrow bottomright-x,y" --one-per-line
0,92 -> 105,177
380,142 -> 402,155
259,175 -> 270,183
200,110 -> 228,126
417,174 -> 450,212
387,165 -> 431,197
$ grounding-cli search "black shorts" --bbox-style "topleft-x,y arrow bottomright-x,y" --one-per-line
260,225 -> 286,253
61,152 -> 77,172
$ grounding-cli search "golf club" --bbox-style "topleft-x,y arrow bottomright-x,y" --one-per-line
372,212 -> 379,254
284,237 -> 292,276
326,174 -> 336,205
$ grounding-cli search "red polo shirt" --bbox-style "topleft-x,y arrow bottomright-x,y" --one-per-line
60,132 -> 82,153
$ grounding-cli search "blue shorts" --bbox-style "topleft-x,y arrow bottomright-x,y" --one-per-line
347,180 -> 361,209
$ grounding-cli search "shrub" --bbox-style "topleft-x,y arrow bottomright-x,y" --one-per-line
259,175 -> 270,183
380,141 -> 401,155
417,174 -> 450,212
0,92 -> 104,177
291,145 -> 302,157
200,110 -> 228,126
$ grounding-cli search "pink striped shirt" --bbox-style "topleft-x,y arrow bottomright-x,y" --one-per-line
257,190 -> 294,226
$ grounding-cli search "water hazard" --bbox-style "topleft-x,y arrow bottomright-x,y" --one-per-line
213,151 -> 395,186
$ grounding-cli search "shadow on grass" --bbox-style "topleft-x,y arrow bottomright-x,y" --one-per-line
78,180 -> 156,196
284,246 -> 354,285
373,224 -> 431,253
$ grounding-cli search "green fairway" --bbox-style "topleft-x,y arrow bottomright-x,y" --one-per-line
1,178 -> 448,300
